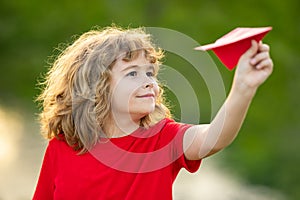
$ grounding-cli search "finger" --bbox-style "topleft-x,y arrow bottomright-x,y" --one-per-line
258,43 -> 270,52
255,58 -> 273,70
242,40 -> 259,59
250,51 -> 270,66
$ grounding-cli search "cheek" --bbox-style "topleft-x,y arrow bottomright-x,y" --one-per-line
111,80 -> 138,105
153,83 -> 160,98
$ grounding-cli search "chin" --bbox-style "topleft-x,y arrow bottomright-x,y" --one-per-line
131,108 -> 155,119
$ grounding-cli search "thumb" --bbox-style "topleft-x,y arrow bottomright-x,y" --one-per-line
242,40 -> 259,59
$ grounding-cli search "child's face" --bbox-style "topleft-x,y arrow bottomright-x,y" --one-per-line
110,51 -> 159,123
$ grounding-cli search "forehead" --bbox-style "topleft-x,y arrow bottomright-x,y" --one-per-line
112,51 -> 154,72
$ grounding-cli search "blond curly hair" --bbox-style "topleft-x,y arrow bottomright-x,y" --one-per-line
37,26 -> 171,153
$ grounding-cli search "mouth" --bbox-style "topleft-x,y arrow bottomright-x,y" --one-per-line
136,93 -> 155,98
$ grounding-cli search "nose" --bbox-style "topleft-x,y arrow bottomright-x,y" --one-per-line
145,82 -> 154,89
142,76 -> 155,89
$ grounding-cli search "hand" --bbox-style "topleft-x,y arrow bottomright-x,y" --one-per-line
233,40 -> 273,95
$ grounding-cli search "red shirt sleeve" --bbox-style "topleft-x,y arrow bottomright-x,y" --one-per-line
175,129 -> 201,173
32,139 -> 57,200
161,119 -> 201,174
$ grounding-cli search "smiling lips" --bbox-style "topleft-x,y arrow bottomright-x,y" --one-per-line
136,93 -> 155,98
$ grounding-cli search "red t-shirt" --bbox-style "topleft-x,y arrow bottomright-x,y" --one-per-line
33,118 -> 201,200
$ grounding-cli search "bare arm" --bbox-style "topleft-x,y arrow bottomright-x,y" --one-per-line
184,40 -> 273,160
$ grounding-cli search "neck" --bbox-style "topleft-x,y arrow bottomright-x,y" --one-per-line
104,115 -> 141,138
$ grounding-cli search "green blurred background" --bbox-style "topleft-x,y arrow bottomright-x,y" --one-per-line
0,0 -> 299,199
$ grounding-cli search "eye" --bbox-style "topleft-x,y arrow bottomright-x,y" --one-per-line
146,71 -> 154,77
126,71 -> 137,77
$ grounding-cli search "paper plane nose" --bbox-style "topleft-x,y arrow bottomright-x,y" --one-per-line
195,27 -> 272,70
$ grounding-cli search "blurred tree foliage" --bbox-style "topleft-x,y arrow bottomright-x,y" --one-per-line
0,0 -> 299,199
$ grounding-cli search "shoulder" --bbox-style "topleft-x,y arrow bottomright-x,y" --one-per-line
151,118 -> 192,145
48,135 -> 66,147
47,134 -> 73,153
160,118 -> 192,134
45,135 -> 80,166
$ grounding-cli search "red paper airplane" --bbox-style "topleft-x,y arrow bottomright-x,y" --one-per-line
195,27 -> 272,70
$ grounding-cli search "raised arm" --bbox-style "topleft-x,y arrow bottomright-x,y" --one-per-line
183,40 -> 273,160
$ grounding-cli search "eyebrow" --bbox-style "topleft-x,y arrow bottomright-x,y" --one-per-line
121,64 -> 155,72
